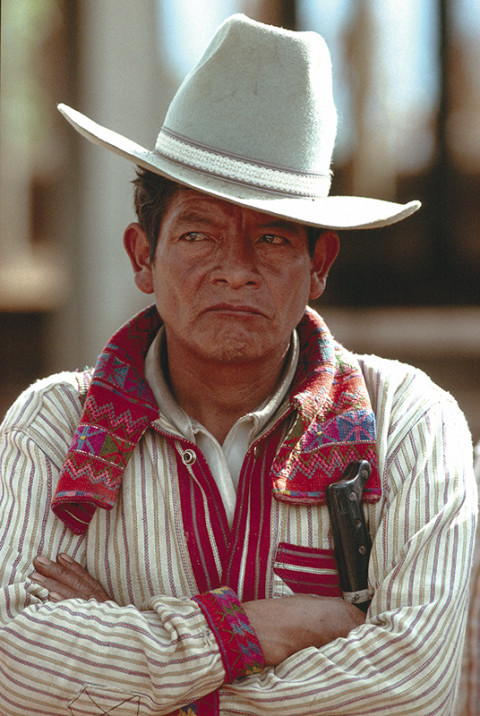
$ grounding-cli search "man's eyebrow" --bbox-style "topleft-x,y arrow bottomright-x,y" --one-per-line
174,211 -> 220,226
173,211 -> 302,233
257,218 -> 303,232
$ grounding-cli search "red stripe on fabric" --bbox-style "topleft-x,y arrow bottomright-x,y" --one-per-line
276,542 -> 338,568
273,543 -> 342,597
273,569 -> 342,597
174,441 -> 229,593
223,425 -> 284,601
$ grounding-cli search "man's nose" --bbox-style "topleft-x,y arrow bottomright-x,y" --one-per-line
210,237 -> 260,288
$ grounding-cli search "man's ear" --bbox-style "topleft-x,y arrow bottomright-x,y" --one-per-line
123,223 -> 154,294
309,230 -> 340,300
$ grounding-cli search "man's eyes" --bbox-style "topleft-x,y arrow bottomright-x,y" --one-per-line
178,231 -> 289,246
180,231 -> 209,242
260,233 -> 289,246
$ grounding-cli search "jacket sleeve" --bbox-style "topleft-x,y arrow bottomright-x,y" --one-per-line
0,378 -> 263,715
457,441 -> 480,716
220,362 -> 478,714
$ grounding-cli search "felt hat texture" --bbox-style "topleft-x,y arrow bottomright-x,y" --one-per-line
58,14 -> 420,229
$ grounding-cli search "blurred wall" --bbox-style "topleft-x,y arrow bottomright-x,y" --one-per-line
50,0 -> 177,371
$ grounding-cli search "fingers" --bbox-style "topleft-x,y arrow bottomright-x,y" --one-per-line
31,554 -> 111,603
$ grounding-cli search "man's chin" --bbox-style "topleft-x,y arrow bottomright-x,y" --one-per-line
204,342 -> 263,364
195,331 -> 270,364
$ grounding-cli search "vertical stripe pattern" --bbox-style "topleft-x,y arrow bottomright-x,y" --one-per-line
0,354 -> 476,713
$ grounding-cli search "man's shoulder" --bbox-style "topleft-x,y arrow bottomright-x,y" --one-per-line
1,369 -> 93,437
356,352 -> 467,431
357,352 -> 431,389
357,351 -> 447,396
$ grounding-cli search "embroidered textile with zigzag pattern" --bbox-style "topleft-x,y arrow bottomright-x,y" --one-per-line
51,304 -> 380,534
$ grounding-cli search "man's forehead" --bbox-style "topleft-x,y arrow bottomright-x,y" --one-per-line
167,187 -> 305,232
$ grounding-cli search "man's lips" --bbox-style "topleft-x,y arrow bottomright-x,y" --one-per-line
203,303 -> 267,317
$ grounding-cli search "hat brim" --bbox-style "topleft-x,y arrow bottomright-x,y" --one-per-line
58,104 -> 420,230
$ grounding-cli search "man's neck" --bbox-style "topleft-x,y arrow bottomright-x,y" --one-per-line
164,341 -> 291,445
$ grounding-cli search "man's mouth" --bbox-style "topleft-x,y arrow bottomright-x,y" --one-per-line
204,303 -> 266,317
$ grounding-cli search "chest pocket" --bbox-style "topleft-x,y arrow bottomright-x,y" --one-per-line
273,542 -> 343,598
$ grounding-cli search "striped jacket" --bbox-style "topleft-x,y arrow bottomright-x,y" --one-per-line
458,443 -> 480,716
0,311 -> 476,715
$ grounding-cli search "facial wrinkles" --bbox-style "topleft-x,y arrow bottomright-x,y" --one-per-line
150,190 -> 319,370
211,216 -> 297,317
168,195 -> 307,250
157,190 -> 312,312
213,224 -> 260,286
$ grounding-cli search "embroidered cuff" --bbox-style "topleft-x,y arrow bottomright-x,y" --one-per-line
192,586 -> 265,683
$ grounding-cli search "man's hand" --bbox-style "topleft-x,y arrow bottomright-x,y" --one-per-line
31,554 -> 110,603
31,556 -> 365,666
243,594 -> 366,666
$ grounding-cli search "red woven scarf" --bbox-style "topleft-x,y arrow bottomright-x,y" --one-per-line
52,305 -> 380,534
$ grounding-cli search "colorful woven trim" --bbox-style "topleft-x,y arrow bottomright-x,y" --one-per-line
172,691 -> 219,716
271,308 -> 380,504
51,304 -> 379,535
192,586 -> 265,683
51,305 -> 161,534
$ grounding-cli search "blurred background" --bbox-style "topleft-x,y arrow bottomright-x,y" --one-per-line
1,0 -> 479,441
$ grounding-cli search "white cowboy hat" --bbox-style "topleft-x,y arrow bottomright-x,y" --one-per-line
58,13 -> 420,230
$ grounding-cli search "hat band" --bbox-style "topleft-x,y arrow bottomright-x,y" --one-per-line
154,128 -> 332,198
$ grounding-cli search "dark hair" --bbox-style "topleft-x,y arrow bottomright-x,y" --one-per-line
305,226 -> 322,258
132,168 -> 181,262
132,167 -> 322,260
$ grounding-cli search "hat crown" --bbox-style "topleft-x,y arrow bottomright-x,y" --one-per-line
158,14 -> 337,182
57,13 -> 421,229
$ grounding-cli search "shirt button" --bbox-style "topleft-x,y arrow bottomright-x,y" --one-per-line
182,448 -> 197,466
253,445 -> 260,459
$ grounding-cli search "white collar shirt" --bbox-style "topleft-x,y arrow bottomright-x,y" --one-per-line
144,327 -> 299,526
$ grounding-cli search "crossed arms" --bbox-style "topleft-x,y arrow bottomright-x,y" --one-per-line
31,553 -> 365,666
0,365 -> 476,714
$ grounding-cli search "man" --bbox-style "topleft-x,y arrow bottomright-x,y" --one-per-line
0,14 -> 476,715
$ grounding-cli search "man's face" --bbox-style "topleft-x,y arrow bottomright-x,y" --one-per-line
127,188 -> 338,367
